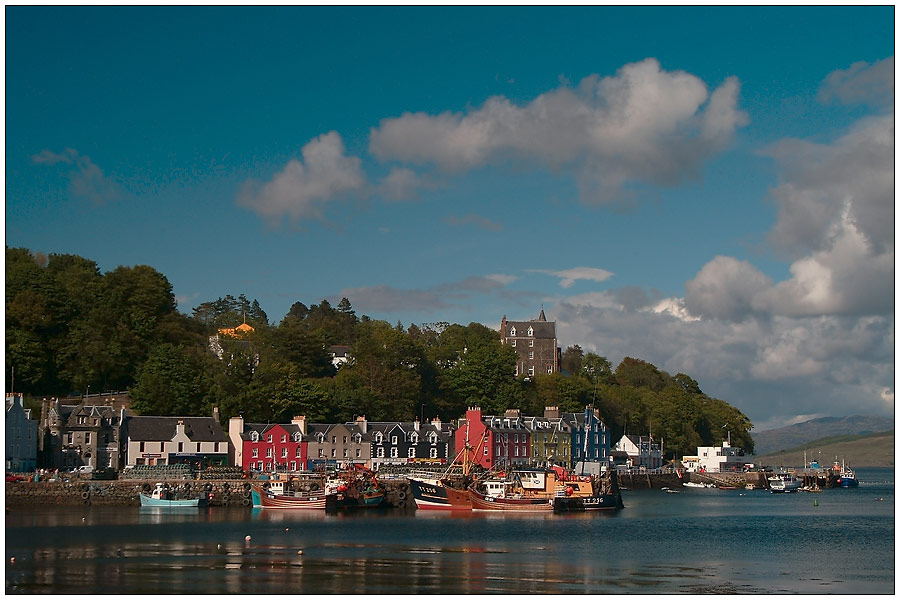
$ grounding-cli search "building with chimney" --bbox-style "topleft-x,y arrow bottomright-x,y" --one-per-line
228,415 -> 308,473
500,310 -> 560,378
124,408 -> 228,468
40,397 -> 128,471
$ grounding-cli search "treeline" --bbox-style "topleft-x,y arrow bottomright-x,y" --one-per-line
6,247 -> 753,456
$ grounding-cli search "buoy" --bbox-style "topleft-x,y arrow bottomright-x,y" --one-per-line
814,500 -> 819,506
245,535 -> 251,542
297,550 -> 303,555
10,557 -> 15,563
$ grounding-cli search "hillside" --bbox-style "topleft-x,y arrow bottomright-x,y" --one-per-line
753,431 -> 894,468
751,414 -> 894,456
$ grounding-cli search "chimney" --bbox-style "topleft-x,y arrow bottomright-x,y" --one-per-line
291,415 -> 307,435
544,406 -> 560,419
212,406 -> 220,422
355,415 -> 367,434
176,420 -> 186,438
500,315 -> 507,341
228,416 -> 244,467
431,416 -> 442,429
414,419 -> 420,431
504,408 -> 521,419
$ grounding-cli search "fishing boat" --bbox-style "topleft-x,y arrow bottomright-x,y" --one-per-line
408,429 -> 487,511
469,468 -> 622,512
140,482 -> 206,507
251,479 -> 329,510
768,472 -> 801,493
835,459 -> 859,488
329,465 -> 385,509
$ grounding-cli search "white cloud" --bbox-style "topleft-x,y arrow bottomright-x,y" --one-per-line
818,56 -> 894,108
369,58 -> 748,204
32,148 -> 123,205
378,166 -> 434,202
530,266 -> 614,288
237,131 -> 366,224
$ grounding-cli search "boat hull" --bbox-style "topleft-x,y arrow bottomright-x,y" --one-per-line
469,487 -> 554,511
140,494 -> 204,508
838,477 -> 859,488
408,477 -> 472,510
552,494 -> 622,513
252,485 -> 327,509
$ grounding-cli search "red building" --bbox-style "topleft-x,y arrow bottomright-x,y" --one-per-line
455,407 -> 530,470
228,416 -> 308,472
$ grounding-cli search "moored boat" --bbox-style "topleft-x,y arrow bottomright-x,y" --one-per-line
407,476 -> 472,510
251,480 -> 328,510
140,482 -> 206,507
768,472 -> 801,493
469,468 -> 622,512
835,459 -> 859,488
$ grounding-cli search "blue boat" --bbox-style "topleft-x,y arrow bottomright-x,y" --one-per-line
140,483 -> 207,507
835,460 -> 859,488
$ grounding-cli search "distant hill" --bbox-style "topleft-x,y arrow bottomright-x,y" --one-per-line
752,415 -> 894,456
753,431 -> 894,468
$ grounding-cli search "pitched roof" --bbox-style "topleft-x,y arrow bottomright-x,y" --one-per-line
127,416 -> 228,442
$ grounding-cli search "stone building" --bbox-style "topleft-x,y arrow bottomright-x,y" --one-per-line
500,310 -> 560,378
40,398 -> 127,471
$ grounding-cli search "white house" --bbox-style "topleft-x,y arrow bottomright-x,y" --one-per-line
615,434 -> 663,469
125,410 -> 229,469
685,440 -> 749,473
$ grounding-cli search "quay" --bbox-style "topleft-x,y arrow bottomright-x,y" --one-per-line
5,477 -> 415,508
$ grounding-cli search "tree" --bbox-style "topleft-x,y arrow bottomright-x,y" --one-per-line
131,344 -> 209,416
560,345 -> 584,375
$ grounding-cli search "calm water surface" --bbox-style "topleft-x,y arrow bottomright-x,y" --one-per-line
5,468 -> 894,594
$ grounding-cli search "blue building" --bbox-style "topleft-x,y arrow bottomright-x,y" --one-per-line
570,406 -> 611,475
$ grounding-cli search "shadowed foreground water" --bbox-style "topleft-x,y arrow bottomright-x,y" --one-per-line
5,468 -> 893,594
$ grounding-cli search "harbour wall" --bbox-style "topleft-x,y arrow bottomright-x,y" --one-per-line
5,479 -> 416,508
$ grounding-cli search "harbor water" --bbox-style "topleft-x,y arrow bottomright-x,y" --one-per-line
5,468 -> 894,594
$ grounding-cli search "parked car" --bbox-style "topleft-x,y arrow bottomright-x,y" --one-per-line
5,474 -> 26,483
76,465 -> 93,474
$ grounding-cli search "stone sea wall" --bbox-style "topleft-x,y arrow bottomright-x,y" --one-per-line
5,478 -> 415,508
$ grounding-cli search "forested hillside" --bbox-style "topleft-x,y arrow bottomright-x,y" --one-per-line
6,247 -> 755,456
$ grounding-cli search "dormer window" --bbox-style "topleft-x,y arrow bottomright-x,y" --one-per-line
509,327 -> 516,336
316,433 -> 325,443
353,433 -> 362,444
527,326 -> 534,336
374,432 -> 383,444
250,431 -> 259,442
292,432 -> 301,442
410,433 -> 418,443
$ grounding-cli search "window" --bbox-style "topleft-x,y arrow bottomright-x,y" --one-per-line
410,433 -> 418,444
408,447 -> 415,458
293,432 -> 301,442
356,448 -> 361,458
375,432 -> 383,444
343,449 -> 349,458
318,449 -> 325,458
282,448 -> 288,458
390,447 -> 398,458
296,447 -> 302,458
528,351 -> 534,359
281,435 -> 286,443
547,365 -> 553,373
514,446 -> 519,457
391,436 -> 398,445
139,441 -> 145,452
430,448 -> 438,459
528,366 -> 535,377
267,434 -> 273,443
510,340 -> 516,347
331,436 -> 336,444
509,327 -> 516,336
527,326 -> 533,336
252,448 -> 259,458
484,445 -> 489,456
528,340 -> 534,348
331,448 -> 336,457
290,461 -> 296,471
178,442 -> 184,453
266,448 -> 273,458
250,431 -> 259,442
343,436 -> 347,444
377,447 -> 385,458
85,432 -> 91,444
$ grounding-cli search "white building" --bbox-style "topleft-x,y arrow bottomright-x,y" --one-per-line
615,434 -> 663,469
685,440 -> 749,473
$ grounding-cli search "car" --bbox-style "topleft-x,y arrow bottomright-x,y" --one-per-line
6,474 -> 26,483
76,465 -> 93,474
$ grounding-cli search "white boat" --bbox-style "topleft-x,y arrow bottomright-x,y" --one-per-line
682,481 -> 716,488
768,473 -> 801,493
140,483 -> 206,507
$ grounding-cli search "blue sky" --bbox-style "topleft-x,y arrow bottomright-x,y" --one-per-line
6,7 -> 894,431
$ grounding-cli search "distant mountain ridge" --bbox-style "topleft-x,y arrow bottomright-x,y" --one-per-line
752,415 -> 894,456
